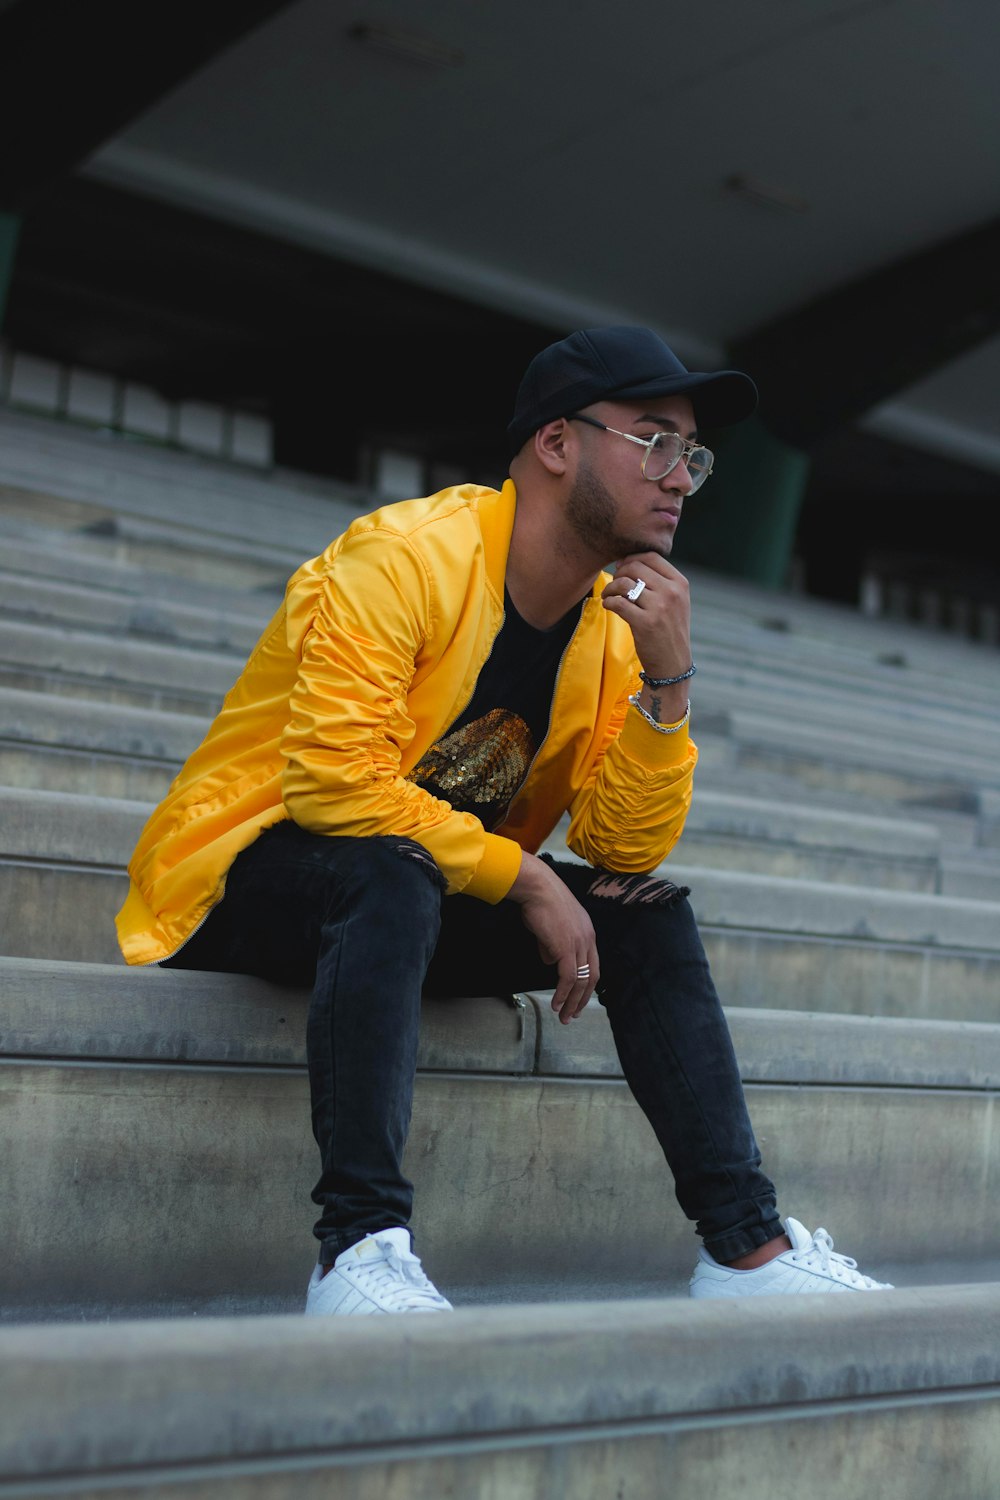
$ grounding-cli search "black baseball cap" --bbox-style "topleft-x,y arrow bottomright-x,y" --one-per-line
506,325 -> 758,455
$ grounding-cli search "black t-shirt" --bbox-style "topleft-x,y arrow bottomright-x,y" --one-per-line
408,587 -> 583,829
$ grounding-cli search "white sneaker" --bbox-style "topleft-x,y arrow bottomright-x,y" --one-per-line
689,1217 -> 894,1298
304,1227 -> 454,1316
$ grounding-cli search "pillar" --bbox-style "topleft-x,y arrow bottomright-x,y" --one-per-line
674,415 -> 810,590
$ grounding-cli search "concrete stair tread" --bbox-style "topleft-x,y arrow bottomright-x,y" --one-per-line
691,612 -> 1000,697
450,1259 -> 1000,1305
0,684 -> 207,760
6,955 -> 1000,1087
2,1288 -> 999,1495
3,956 -> 998,1325
0,567 -> 274,652
696,706 -> 1000,789
0,530 -> 285,610
692,666 -> 1000,749
0,407 -> 369,550
685,560 -> 1000,676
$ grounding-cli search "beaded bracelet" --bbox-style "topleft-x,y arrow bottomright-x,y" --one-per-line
639,664 -> 697,688
628,694 -> 691,735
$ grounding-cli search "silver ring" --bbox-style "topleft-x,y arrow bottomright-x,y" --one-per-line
625,578 -> 646,603
576,965 -> 591,979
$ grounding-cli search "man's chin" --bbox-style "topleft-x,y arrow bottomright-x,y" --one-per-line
628,537 -> 673,562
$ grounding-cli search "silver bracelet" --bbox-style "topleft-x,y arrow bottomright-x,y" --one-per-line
628,694 -> 691,735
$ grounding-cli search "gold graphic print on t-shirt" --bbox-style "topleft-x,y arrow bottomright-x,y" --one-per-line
408,708 -> 535,830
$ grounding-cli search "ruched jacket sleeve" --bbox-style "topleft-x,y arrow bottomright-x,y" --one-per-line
279,527 -> 524,902
563,672 -> 697,873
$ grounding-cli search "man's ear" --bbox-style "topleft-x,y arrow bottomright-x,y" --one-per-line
533,418 -> 571,475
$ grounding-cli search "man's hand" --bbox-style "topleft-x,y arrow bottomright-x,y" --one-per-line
602,552 -> 693,721
507,852 -> 599,1024
602,552 -> 692,677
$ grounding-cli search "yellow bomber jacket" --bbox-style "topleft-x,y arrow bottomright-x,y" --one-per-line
116,479 -> 698,965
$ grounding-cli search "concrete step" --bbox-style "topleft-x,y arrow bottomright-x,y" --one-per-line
691,602 -> 1000,703
0,488 -> 298,594
2,1288 -> 999,1499
5,787 -> 1000,1018
692,657 -> 1000,762
686,560 -> 1000,692
693,759 -> 1000,863
0,566 -> 274,654
938,851 -> 1000,901
0,406 -> 366,559
0,618 -> 236,713
0,687 -> 202,799
3,956 -> 999,1323
670,861 -> 1000,1022
693,707 -> 1000,814
558,797 -> 946,893
0,525 -> 286,613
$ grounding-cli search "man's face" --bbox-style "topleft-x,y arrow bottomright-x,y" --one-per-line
564,395 -> 697,562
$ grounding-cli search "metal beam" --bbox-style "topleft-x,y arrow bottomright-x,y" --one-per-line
0,0 -> 298,211
731,215 -> 1000,449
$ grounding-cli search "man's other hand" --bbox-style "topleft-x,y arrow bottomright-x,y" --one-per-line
507,852 -> 599,1023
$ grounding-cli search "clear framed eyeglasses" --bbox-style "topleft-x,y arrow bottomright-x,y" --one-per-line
569,412 -> 715,492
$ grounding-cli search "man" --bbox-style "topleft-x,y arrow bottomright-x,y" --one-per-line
116,326 -> 892,1313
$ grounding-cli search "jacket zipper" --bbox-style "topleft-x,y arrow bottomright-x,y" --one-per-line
131,904 -> 215,967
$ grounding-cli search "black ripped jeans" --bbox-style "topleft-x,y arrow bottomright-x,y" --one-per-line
164,821 -> 781,1265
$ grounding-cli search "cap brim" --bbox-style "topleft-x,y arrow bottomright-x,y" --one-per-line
610,369 -> 758,429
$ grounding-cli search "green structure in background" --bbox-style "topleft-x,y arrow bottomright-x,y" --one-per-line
0,212 -> 20,331
676,415 -> 810,591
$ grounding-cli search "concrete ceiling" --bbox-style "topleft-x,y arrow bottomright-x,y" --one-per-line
81,0 -> 1000,471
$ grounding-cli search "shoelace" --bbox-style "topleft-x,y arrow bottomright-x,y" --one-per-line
790,1227 -> 883,1289
355,1241 -> 450,1311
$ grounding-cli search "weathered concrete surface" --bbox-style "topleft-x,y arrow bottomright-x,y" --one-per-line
0,568 -> 271,652
550,798 -> 944,892
686,562 -> 1000,693
698,925 -> 1000,1021
694,717 -> 999,811
0,742 -> 177,800
668,862 -> 1000,949
0,531 -> 284,611
692,664 -> 1000,763
7,959 -> 1000,1091
3,1063 -> 995,1313
0,618 -> 239,705
0,407 -> 362,558
2,786 -> 151,864
2,957 -> 998,1318
6,872 -> 1000,1022
0,687 -> 206,761
0,492 -> 293,593
1,1290 -> 999,1499
0,959 -> 532,1073
0,686 -> 202,796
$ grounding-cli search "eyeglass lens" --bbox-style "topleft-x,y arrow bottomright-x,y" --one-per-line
647,434 -> 713,489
